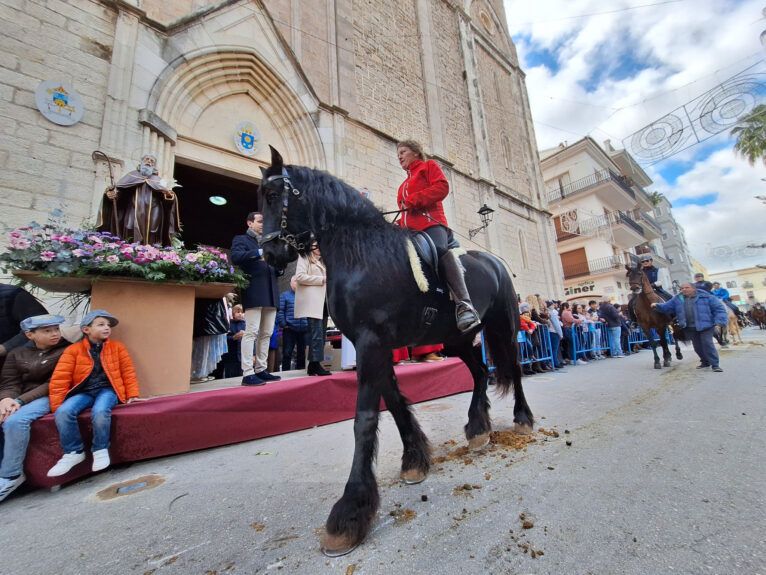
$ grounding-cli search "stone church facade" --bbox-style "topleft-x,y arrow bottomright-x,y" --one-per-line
0,0 -> 563,299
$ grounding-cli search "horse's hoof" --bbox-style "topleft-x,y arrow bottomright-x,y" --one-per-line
676,353 -> 683,360
663,361 -> 671,367
514,422 -> 533,435
400,468 -> 427,485
467,433 -> 490,450
321,532 -> 362,557
654,363 -> 662,369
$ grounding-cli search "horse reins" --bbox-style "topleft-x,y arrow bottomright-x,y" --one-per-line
260,168 -> 315,252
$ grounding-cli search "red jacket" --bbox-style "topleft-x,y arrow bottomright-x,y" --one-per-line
520,316 -> 537,333
49,338 -> 140,412
397,158 -> 449,230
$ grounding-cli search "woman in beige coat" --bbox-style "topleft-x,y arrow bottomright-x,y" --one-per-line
295,244 -> 331,376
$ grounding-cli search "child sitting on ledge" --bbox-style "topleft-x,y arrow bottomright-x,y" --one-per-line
47,310 -> 140,477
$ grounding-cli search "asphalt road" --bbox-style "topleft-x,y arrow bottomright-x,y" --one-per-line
4,329 -> 765,575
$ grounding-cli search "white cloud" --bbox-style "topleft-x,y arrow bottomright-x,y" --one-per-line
504,0 -> 766,273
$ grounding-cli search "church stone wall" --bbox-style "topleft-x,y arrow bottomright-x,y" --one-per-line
0,0 -> 565,299
0,0 -> 116,231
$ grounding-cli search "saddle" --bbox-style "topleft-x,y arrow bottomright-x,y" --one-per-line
410,230 -> 439,279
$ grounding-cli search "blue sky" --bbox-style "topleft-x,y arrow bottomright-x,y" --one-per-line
504,0 -> 766,273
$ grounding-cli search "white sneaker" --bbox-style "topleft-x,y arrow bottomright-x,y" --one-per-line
0,474 -> 26,502
92,449 -> 111,472
47,452 -> 86,477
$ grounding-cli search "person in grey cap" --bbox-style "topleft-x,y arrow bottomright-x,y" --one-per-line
638,254 -> 672,300
0,283 -> 48,374
0,314 -> 69,502
47,309 -> 140,478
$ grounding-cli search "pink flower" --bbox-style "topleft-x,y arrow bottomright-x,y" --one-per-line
9,231 -> 22,238
185,253 -> 199,263
72,249 -> 85,257
106,255 -> 119,263
120,246 -> 134,254
88,235 -> 104,244
40,251 -> 55,261
9,237 -> 31,249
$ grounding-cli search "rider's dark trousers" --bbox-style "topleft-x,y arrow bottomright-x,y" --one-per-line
685,327 -> 719,368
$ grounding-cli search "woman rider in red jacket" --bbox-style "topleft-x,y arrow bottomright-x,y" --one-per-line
396,140 -> 480,333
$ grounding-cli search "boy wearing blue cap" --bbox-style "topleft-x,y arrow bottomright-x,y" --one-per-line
47,310 -> 140,477
0,314 -> 69,502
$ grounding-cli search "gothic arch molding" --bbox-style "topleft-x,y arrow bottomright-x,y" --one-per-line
142,46 -> 324,177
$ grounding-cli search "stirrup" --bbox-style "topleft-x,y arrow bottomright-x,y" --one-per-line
456,302 -> 481,333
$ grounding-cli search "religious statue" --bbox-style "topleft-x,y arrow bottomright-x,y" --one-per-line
97,153 -> 180,246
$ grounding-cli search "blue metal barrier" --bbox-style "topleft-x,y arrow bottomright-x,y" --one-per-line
481,325 -> 555,371
625,326 -> 674,355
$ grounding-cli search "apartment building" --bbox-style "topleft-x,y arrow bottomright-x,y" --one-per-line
709,267 -> 766,307
653,196 -> 696,289
540,137 -> 669,304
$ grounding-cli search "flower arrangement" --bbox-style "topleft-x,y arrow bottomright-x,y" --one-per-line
0,223 -> 248,289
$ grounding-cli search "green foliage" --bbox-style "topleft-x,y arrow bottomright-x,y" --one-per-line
730,104 -> 766,166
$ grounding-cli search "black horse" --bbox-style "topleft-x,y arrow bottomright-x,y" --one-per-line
257,147 -> 533,556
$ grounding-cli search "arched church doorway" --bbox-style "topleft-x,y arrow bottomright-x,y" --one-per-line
174,162 -> 259,250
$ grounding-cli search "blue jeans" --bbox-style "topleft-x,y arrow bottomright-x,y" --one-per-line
549,331 -> 562,368
608,326 -> 623,356
0,397 -> 50,478
54,389 -> 118,453
686,327 -> 719,367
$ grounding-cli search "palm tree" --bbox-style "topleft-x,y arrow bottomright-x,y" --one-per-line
648,190 -> 665,206
730,104 -> 766,166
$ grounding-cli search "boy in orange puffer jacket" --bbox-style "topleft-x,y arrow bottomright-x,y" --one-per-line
47,310 -> 140,477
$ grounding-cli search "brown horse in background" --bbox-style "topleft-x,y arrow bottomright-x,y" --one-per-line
626,264 -> 683,369
751,303 -> 766,329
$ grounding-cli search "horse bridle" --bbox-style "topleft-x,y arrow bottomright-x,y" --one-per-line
259,168 -> 315,252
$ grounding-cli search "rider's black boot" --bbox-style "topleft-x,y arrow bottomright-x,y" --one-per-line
440,250 -> 481,333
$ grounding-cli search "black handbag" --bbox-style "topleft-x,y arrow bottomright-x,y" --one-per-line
193,298 -> 230,336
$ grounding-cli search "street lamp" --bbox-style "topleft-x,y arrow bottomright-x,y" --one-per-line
468,204 -> 495,239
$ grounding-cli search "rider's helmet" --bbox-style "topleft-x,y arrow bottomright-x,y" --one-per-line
639,253 -> 652,263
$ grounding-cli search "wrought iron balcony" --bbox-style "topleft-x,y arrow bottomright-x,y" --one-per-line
547,168 -> 636,204
609,210 -> 644,235
562,254 -> 627,279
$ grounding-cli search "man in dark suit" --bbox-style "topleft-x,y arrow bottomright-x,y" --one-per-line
231,212 -> 282,386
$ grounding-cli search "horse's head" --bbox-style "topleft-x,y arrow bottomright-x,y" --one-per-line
625,264 -> 644,294
257,146 -> 313,270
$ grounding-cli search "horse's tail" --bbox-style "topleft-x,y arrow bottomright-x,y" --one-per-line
671,320 -> 688,342
480,257 -> 522,399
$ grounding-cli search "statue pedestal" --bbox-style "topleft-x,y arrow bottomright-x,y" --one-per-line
14,272 -> 235,397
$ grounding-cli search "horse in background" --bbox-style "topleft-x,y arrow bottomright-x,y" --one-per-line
625,264 -> 683,368
257,147 -> 533,557
750,303 -> 766,329
722,306 -> 743,344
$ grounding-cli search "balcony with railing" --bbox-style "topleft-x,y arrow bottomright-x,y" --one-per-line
607,210 -> 645,247
562,254 -> 627,280
555,212 -> 609,241
547,168 -> 636,206
627,209 -> 662,238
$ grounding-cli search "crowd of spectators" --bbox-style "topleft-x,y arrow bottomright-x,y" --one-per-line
516,295 -> 635,376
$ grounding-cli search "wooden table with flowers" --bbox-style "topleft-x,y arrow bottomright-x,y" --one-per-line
2,225 -> 247,397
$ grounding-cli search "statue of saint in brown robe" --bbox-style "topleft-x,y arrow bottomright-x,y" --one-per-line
97,154 -> 180,246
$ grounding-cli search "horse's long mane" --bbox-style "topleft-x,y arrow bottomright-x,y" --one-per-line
288,165 -> 409,267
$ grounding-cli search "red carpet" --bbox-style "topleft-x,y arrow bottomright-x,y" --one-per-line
24,358 -> 472,488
